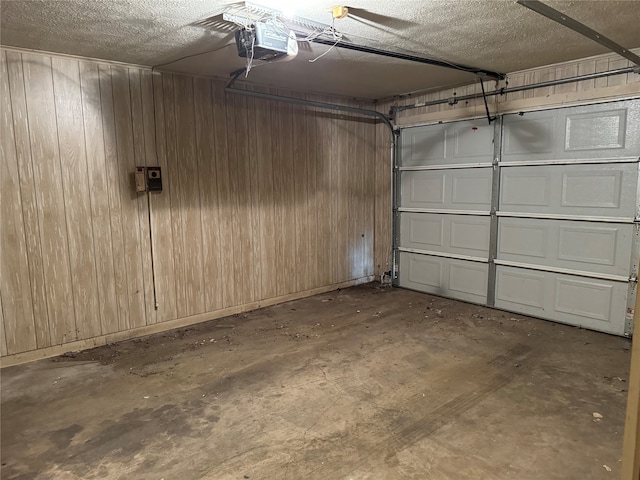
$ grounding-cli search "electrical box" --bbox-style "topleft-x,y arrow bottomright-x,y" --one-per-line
147,166 -> 162,192
135,166 -> 146,193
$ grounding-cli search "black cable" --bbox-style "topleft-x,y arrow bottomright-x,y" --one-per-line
151,44 -> 234,71
226,68 -> 246,88
479,77 -> 496,125
148,72 -> 161,311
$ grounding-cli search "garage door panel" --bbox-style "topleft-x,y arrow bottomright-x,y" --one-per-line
498,221 -> 548,258
449,262 -> 487,297
499,163 -> 637,218
502,100 -> 640,163
401,213 -> 490,257
554,278 -> 612,321
405,214 -> 444,248
497,218 -> 633,277
403,253 -> 442,288
504,115 -> 556,156
408,174 -> 445,204
401,168 -> 492,211
401,125 -> 447,167
449,217 -> 490,253
451,173 -> 492,205
401,120 -> 493,167
561,169 -> 622,208
451,123 -> 494,159
495,268 -> 545,309
557,225 -> 627,267
565,109 -> 627,151
399,252 -> 488,304
495,266 -> 628,335
501,171 -> 551,207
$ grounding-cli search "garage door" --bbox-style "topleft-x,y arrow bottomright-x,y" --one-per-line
396,100 -> 640,336
396,119 -> 495,304
495,101 -> 639,335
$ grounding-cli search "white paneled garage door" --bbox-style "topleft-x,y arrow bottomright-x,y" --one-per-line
397,119 -> 495,305
396,100 -> 640,336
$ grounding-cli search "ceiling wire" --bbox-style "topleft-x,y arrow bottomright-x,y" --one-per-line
308,17 -> 343,63
151,43 -> 234,71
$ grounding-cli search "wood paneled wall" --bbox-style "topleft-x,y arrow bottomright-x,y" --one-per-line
0,48 -> 379,359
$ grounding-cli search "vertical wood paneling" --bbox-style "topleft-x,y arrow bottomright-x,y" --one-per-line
140,70 -> 160,324
129,68 -> 156,326
5,51 -> 50,350
51,57 -> 101,340
194,77 -> 223,313
304,96 -> 320,289
211,80 -> 236,308
576,59 -> 596,92
291,92 -> 309,292
311,93 -> 333,287
231,93 -> 256,305
245,92 -> 263,302
79,61 -> 119,336
505,73 -> 526,102
354,105 -> 368,279
225,90 -> 245,305
150,72 -> 177,322
594,57 -> 611,89
270,88 -> 287,296
0,293 -> 7,356
253,87 -> 277,299
374,101 -> 392,277
98,64 -> 129,334
333,100 -> 348,283
607,58 -> 630,87
22,52 -> 76,345
1,51 -> 38,353
554,64 -> 579,94
280,92 -> 298,293
163,75 -> 186,317
172,74 -> 205,317
363,110 -> 375,277
111,66 -> 147,329
347,109 -> 359,281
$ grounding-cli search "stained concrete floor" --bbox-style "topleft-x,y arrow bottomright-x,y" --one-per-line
1,284 -> 632,480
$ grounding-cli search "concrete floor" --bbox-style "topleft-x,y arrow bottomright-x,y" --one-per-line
1,284 -> 632,480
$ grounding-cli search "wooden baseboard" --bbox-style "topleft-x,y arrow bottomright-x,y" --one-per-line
0,276 -> 374,368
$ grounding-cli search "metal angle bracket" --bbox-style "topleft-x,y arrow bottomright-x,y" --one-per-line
517,0 -> 640,67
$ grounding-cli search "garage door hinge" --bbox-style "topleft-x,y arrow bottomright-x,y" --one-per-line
630,274 -> 638,284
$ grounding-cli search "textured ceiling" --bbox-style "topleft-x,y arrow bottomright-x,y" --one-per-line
1,0 -> 639,99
